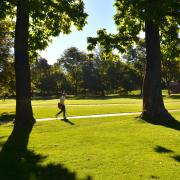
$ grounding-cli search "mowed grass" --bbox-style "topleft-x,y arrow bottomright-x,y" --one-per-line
0,111 -> 179,179
0,94 -> 180,119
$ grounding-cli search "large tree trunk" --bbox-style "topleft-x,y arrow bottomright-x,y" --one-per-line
14,0 -> 35,130
141,20 -> 171,122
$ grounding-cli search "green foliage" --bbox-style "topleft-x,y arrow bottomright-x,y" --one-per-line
29,46 -> 141,96
29,0 -> 88,57
31,58 -> 69,96
160,17 -> 180,90
0,19 -> 15,96
87,0 -> 180,54
81,59 -> 103,94
0,1 -> 15,19
58,47 -> 88,95
0,0 -> 88,59
161,59 -> 180,89
80,47 -> 139,95
123,39 -> 146,92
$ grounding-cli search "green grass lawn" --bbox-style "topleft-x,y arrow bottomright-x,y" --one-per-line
0,95 -> 180,179
0,94 -> 180,119
0,112 -> 179,179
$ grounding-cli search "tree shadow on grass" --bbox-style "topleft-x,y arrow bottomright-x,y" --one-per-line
155,116 -> 180,131
0,136 -> 7,140
139,111 -> 180,131
154,145 -> 180,163
0,112 -> 15,124
0,126 -> 92,180
154,145 -> 174,153
168,94 -> 180,99
173,155 -> 180,162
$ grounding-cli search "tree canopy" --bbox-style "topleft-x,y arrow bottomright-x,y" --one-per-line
88,0 -> 179,52
0,0 -> 88,58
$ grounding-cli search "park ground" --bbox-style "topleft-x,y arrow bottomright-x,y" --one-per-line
0,93 -> 180,179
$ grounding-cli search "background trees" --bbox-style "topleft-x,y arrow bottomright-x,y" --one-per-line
161,19 -> 180,95
3,40 -> 178,99
29,45 -> 141,97
57,47 -> 88,95
124,40 -> 146,95
31,59 -> 69,96
0,19 -> 15,97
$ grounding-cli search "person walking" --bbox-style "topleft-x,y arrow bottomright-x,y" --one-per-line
56,92 -> 67,120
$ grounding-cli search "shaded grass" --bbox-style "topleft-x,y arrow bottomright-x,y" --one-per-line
0,112 -> 180,179
0,128 -> 91,180
0,112 -> 15,123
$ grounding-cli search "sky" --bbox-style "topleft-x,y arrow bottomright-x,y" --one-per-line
40,0 -> 117,65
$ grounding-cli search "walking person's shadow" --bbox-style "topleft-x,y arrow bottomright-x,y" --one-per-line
60,118 -> 75,125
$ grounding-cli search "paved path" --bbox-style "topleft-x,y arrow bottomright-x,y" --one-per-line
36,109 -> 180,122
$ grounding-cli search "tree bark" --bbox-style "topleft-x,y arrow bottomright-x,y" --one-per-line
14,0 -> 35,130
141,20 -> 171,122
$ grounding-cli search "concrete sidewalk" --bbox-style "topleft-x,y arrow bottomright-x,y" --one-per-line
36,109 -> 180,122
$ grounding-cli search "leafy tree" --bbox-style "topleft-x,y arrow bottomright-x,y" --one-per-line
31,58 -> 50,94
124,40 -> 146,95
161,58 -> 180,95
0,0 -> 87,132
0,19 -> 15,96
106,60 -> 139,94
82,47 -> 138,95
88,0 -> 180,122
50,62 -> 71,95
38,76 -> 57,95
161,19 -> 180,95
81,59 -> 102,94
91,47 -> 120,96
0,60 -> 15,97
58,47 -> 88,95
91,48 -> 111,96
31,60 -> 70,96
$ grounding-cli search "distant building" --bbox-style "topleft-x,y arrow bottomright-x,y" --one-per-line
169,81 -> 180,94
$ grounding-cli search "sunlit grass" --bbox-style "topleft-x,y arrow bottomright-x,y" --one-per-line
0,112 -> 179,179
0,95 -> 180,119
